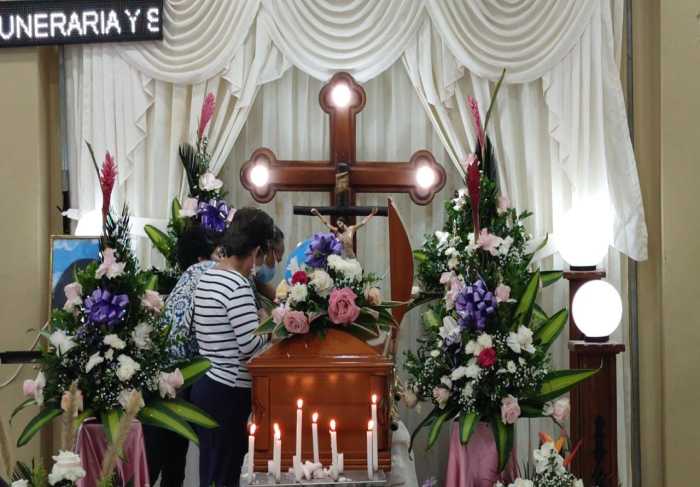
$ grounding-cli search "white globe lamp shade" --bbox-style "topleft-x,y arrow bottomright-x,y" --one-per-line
555,200 -> 611,269
415,165 -> 436,190
330,83 -> 352,108
250,163 -> 270,188
75,209 -> 103,236
571,280 -> 623,342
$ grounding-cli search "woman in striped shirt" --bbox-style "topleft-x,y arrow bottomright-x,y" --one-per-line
190,207 -> 274,487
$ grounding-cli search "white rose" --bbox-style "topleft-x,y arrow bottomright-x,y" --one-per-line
289,284 -> 309,304
48,450 -> 86,485
85,352 -> 104,373
12,480 -> 29,487
476,333 -> 493,349
116,355 -> 141,382
49,330 -> 76,356
309,270 -> 334,297
103,334 -> 126,350
131,323 -> 153,350
198,171 -> 223,191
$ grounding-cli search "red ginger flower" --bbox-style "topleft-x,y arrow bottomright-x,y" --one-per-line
466,153 -> 481,235
468,96 -> 485,152
100,152 -> 117,220
198,93 -> 216,140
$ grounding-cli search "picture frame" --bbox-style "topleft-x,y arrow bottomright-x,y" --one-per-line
48,235 -> 101,318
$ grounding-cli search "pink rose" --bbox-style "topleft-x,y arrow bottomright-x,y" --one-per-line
60,388 -> 84,416
22,379 -> 36,396
283,311 -> 310,334
440,271 -> 455,285
445,278 -> 465,309
95,248 -> 126,279
158,369 -> 184,399
141,290 -> 164,314
63,282 -> 83,311
180,197 -> 199,217
328,288 -> 361,325
476,228 -> 503,256
552,398 -> 570,422
364,287 -> 382,306
271,305 -> 287,325
432,387 -> 451,409
501,395 -> 521,424
495,284 -> 511,303
497,195 -> 511,215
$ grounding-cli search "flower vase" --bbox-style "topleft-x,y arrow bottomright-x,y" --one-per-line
445,422 -> 518,487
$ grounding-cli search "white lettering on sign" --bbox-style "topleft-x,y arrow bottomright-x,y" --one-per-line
50,12 -> 67,37
16,15 -> 31,39
0,16 -> 14,40
105,10 -> 121,34
146,7 -> 159,33
33,13 -> 48,38
82,10 -> 99,36
124,9 -> 141,34
66,12 -> 83,36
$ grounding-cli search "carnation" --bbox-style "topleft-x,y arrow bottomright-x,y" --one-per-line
289,284 -> 309,304
309,269 -> 334,297
131,323 -> 153,349
327,254 -> 363,281
116,354 -> 141,382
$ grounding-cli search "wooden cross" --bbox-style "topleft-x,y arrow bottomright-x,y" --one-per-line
240,72 -> 446,225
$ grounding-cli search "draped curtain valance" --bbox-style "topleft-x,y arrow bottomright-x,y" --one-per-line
64,0 -> 647,261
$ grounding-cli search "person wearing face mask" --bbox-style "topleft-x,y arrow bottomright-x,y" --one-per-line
254,225 -> 285,300
190,207 -> 274,487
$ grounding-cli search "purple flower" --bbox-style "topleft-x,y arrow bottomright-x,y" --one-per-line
197,199 -> 230,234
305,232 -> 342,268
454,280 -> 497,331
83,288 -> 129,328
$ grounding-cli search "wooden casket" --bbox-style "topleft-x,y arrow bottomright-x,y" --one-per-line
249,329 -> 394,472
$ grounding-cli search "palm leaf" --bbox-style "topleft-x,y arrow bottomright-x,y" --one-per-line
490,416 -> 514,472
138,406 -> 198,444
16,407 -> 61,447
179,358 -> 212,388
459,412 -> 478,445
513,270 -> 540,329
427,408 -> 456,450
151,399 -> 218,429
530,303 -> 549,332
533,309 -> 568,351
530,368 -> 599,403
540,270 -> 563,287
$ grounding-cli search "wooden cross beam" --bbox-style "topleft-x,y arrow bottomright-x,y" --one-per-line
240,72 -> 446,224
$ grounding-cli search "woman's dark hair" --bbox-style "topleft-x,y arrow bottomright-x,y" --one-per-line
271,225 -> 284,247
176,225 -> 218,270
222,207 -> 275,258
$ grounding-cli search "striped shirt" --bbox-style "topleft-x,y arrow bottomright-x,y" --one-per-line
191,268 -> 267,388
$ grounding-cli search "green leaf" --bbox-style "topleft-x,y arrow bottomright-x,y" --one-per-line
101,409 -> 123,446
459,412 -> 478,445
519,401 -> 546,418
530,303 -> 549,332
138,406 -> 199,444
144,224 -> 173,260
17,407 -> 61,446
406,293 -> 441,312
74,409 -> 93,428
180,358 -> 212,388
427,408 -> 456,450
171,198 -> 184,233
513,270 -> 539,329
483,68 -> 506,134
540,270 -> 563,287
422,309 -> 441,331
409,407 -> 440,453
10,398 -> 36,424
531,368 -> 599,403
490,416 -> 514,472
152,399 -> 218,429
145,274 -> 158,291
413,250 -> 429,263
376,300 -> 410,309
256,317 -> 276,335
534,309 -> 568,351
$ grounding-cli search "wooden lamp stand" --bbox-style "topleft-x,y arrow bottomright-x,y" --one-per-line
565,269 -> 625,487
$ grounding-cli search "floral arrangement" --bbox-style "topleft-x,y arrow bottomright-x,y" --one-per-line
495,427 -> 584,487
403,73 -> 596,471
256,232 -> 396,340
144,92 -> 233,293
13,148 -> 217,453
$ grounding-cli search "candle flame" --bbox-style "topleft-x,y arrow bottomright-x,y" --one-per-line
312,412 -> 319,423
250,424 -> 257,435
273,423 -> 280,435
368,420 -> 374,431
330,419 -> 336,431
371,394 -> 378,404
297,398 -> 304,409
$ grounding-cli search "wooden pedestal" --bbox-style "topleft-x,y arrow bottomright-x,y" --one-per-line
248,329 -> 394,472
568,341 -> 625,487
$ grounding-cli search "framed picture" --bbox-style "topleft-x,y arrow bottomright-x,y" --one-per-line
48,235 -> 101,316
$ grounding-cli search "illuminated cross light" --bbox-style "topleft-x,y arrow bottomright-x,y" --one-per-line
330,83 -> 352,108
250,162 -> 270,188
415,164 -> 437,190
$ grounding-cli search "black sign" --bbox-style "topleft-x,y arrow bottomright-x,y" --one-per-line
0,0 -> 163,48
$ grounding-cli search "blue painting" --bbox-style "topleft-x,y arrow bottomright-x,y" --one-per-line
50,237 -> 101,311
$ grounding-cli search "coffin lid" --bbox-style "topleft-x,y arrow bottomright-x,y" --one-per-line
249,328 -> 393,370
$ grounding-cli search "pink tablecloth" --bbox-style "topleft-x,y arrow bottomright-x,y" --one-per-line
445,422 -> 518,487
75,420 -> 150,487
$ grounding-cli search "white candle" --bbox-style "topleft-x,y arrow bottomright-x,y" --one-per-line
311,412 -> 320,464
366,420 -> 374,479
371,394 -> 379,470
296,399 -> 303,461
273,423 -> 282,481
329,419 -> 338,468
248,424 -> 256,478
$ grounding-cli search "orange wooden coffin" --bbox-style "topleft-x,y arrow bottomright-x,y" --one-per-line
248,329 -> 394,471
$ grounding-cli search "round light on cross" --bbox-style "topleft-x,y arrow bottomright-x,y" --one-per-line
572,280 -> 623,342
250,161 -> 270,188
555,198 -> 611,269
415,164 -> 437,190
330,83 -> 352,108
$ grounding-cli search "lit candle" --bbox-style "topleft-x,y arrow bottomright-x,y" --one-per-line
273,423 -> 282,480
296,399 -> 303,461
371,394 -> 379,470
248,424 -> 256,478
367,420 -> 374,479
311,412 -> 320,464
329,419 -> 338,468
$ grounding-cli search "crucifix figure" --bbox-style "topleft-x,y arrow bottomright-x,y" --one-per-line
240,72 -> 447,242
311,207 -> 378,258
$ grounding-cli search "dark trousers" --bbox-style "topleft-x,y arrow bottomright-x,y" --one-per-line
143,389 -> 191,487
191,375 -> 251,487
